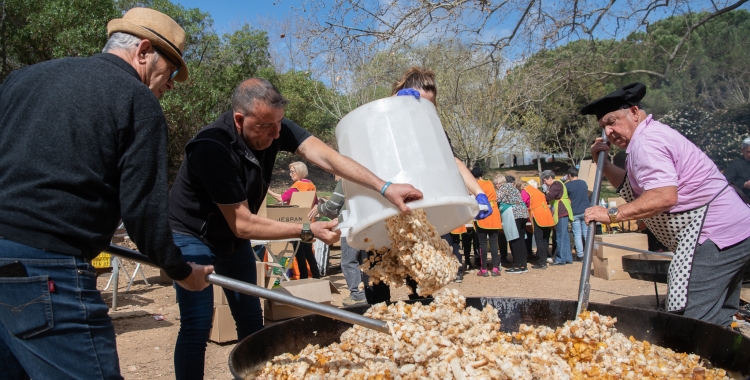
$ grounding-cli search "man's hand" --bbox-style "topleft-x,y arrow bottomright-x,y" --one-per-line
475,193 -> 493,220
310,219 -> 342,244
383,183 -> 424,212
307,207 -> 320,220
175,262 -> 214,291
584,205 -> 610,224
590,137 -> 610,163
744,180 -> 750,190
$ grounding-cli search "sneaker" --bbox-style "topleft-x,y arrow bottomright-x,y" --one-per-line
342,296 -> 366,306
477,269 -> 489,277
531,263 -> 547,270
546,258 -> 554,264
551,262 -> 566,266
491,268 -> 501,277
454,272 -> 463,283
506,267 -> 528,274
573,256 -> 583,262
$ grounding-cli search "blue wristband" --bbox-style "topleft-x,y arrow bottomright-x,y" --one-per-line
380,181 -> 392,197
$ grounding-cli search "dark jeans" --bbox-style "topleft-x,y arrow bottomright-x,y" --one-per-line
172,233 -> 263,380
476,226 -> 500,270
293,241 -> 320,279
533,219 -> 552,263
524,224 -> 534,256
444,233 -> 463,275
0,238 -> 122,380
462,229 -> 480,268
510,218 -> 529,268
498,230 -> 509,262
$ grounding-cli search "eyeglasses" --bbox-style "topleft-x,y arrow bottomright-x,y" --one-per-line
153,46 -> 181,81
289,170 -> 296,174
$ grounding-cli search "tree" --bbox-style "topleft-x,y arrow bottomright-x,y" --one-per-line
1,0 -> 118,81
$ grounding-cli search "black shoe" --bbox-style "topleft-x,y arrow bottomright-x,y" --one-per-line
454,272 -> 463,283
551,262 -> 566,266
506,267 -> 527,274
531,263 -> 547,269
573,256 -> 583,262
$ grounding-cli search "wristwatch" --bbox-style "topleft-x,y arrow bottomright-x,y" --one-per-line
607,207 -> 619,224
300,223 -> 315,243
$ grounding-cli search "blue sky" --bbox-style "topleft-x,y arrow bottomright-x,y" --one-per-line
173,1 -> 299,33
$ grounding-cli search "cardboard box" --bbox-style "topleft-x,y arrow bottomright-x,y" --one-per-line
607,197 -> 626,208
263,278 -> 339,321
266,205 -> 310,224
594,233 -> 648,259
213,283 -> 229,306
208,305 -> 237,343
578,159 -> 598,192
158,269 -> 173,284
592,256 -> 633,280
289,191 -> 316,208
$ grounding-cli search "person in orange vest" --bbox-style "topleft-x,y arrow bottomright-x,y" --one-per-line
522,180 -> 555,269
472,166 -> 503,277
542,170 -> 574,265
269,161 -> 321,278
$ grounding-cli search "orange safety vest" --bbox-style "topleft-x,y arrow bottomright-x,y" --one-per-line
451,225 -> 467,234
525,185 -> 555,228
475,179 -> 502,230
291,180 -> 316,192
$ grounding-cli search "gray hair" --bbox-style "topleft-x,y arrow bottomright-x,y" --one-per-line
232,78 -> 288,115
102,32 -> 142,53
743,137 -> 750,149
540,170 -> 556,181
103,32 -> 161,65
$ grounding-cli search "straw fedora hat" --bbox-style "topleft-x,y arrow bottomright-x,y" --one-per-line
107,8 -> 189,82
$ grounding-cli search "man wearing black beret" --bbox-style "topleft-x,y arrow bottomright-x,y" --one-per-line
582,83 -> 750,329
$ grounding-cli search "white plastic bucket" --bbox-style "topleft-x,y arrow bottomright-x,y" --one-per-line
336,96 -> 479,250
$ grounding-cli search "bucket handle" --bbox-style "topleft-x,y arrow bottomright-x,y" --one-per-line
332,209 -> 356,233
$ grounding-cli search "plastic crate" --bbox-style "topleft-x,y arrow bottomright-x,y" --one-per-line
91,253 -> 112,269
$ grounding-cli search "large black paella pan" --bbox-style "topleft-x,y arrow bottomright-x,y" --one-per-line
229,297 -> 750,378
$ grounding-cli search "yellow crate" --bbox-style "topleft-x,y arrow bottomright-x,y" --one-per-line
91,253 -> 112,269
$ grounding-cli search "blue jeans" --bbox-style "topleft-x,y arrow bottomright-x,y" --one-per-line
172,233 -> 263,380
571,213 -> 588,258
554,216 -> 573,264
340,237 -> 365,301
0,238 -> 122,380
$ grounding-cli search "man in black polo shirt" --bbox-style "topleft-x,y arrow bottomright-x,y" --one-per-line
0,8 -> 212,380
168,78 -> 423,379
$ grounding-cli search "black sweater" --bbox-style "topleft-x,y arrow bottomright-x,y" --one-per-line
0,53 -> 191,280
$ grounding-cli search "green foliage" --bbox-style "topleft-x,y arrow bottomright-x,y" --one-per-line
1,0 -> 119,81
662,103 -> 750,170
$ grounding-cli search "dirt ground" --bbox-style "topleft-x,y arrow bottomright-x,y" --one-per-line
101,246 -> 750,379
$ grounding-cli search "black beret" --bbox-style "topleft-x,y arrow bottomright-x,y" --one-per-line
580,82 -> 647,120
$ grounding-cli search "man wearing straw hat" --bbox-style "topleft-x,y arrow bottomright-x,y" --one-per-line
0,8 -> 211,379
582,82 -> 750,328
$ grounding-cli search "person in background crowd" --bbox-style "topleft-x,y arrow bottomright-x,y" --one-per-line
462,220 -> 481,271
724,137 -> 750,200
309,176 -> 367,305
167,78 -> 423,379
583,82 -> 750,328
495,175 -> 530,273
523,180 -> 555,269
565,167 -> 590,261
542,170 -> 574,265
448,224 -> 466,282
269,161 -> 320,279
515,180 -> 535,259
472,167 -> 503,277
0,9 -> 213,379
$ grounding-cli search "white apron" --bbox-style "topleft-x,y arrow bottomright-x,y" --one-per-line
617,175 -> 729,312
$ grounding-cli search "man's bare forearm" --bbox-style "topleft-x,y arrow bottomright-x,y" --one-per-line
617,186 -> 678,220
296,137 -> 385,192
601,160 -> 627,189
217,202 -> 302,240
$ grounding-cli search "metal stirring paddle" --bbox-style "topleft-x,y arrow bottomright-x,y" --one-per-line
576,130 -> 608,317
105,244 -> 392,335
